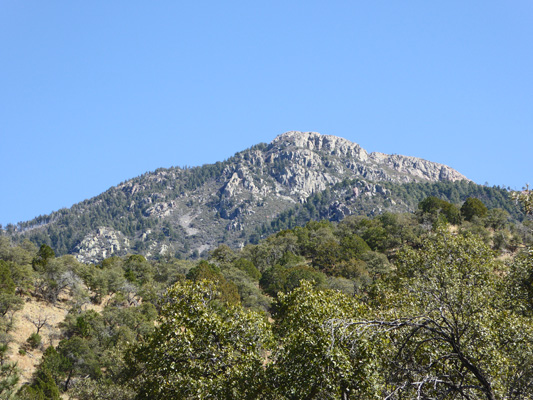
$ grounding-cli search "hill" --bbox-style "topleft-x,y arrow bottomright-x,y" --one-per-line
4,131 -> 517,262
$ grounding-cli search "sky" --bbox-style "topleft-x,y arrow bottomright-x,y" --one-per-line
1,1 -> 532,226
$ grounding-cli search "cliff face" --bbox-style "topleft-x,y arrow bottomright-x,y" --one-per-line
13,131 -> 470,263
270,131 -> 466,187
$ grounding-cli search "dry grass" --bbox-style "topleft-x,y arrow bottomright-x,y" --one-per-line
8,297 -> 69,385
7,292 -> 107,388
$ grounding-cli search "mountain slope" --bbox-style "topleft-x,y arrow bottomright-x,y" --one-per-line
8,131 -> 511,263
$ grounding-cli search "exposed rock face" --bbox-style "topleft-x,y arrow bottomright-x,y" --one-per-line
16,131 -> 470,263
144,201 -> 177,218
271,131 -> 467,184
368,152 -> 466,182
75,227 -> 130,263
272,131 -> 370,161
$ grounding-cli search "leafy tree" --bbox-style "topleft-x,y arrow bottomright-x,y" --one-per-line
72,379 -> 135,400
127,280 -> 272,399
485,208 -> 510,230
418,196 -> 462,225
124,255 -> 152,286
209,244 -> 237,268
57,336 -> 101,390
259,264 -> 287,297
339,233 -> 370,261
220,267 -> 270,312
232,258 -> 261,280
33,256 -> 85,304
268,281 -> 380,399
461,197 -> 489,221
513,185 -> 533,216
260,264 -> 326,298
0,261 -> 23,318
186,261 -> 240,305
368,229 -> 533,399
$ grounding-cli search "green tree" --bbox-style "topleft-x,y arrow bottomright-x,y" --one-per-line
186,261 -> 240,305
18,366 -> 60,400
418,196 -> 462,225
513,185 -> 533,215
232,258 -> 261,280
127,280 -> 272,399
485,208 -> 510,230
0,261 -> 23,319
268,281 -> 380,399
339,234 -> 370,261
57,336 -> 101,390
368,229 -> 533,399
0,344 -> 19,399
461,197 -> 489,221
31,244 -> 55,271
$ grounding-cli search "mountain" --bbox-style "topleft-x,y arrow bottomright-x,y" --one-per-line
5,131 -> 516,263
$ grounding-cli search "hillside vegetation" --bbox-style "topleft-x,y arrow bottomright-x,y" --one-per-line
1,192 -> 532,399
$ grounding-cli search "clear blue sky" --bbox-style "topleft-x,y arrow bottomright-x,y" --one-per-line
1,1 -> 532,226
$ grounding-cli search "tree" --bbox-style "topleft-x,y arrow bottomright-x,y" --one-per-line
32,245 -> 55,271
186,261 -> 240,305
0,344 -> 19,399
513,184 -> 533,216
33,256 -> 84,304
268,281 -> 380,399
127,280 -> 272,399
461,197 -> 488,221
485,208 -> 510,230
0,261 -> 23,318
259,264 -> 326,298
18,366 -> 60,400
232,258 -> 261,280
57,336 -> 101,390
418,196 -> 462,225
367,229 -> 533,399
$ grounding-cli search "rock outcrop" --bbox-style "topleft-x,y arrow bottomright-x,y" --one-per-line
75,227 -> 130,263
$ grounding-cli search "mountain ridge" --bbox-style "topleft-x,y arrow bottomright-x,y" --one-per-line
5,131 -> 495,263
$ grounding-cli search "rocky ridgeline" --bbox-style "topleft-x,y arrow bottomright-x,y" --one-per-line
270,131 -> 467,185
15,132 -> 470,263
216,131 -> 466,205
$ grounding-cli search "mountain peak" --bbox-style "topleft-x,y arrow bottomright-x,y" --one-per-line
271,131 -> 467,182
271,131 -> 368,161
11,131 -> 471,263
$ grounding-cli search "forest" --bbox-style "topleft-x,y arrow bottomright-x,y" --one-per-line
0,191 -> 532,399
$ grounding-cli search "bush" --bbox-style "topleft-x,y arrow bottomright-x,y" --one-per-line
26,333 -> 41,349
461,197 -> 488,221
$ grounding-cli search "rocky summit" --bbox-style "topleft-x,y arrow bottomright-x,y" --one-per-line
13,132 -> 473,262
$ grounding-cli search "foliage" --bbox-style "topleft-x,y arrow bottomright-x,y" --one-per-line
418,196 -> 462,225
268,281 -> 381,399
259,264 -> 326,298
368,229 -> 533,399
0,344 -> 19,399
1,182 -> 532,399
26,333 -> 41,350
127,280 -> 272,399
186,261 -> 240,305
17,366 -> 60,400
513,185 -> 533,216
461,197 -> 489,221
232,258 -> 261,280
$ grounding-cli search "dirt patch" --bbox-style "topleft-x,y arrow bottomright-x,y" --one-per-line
7,297 -> 69,385
7,294 -> 106,387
